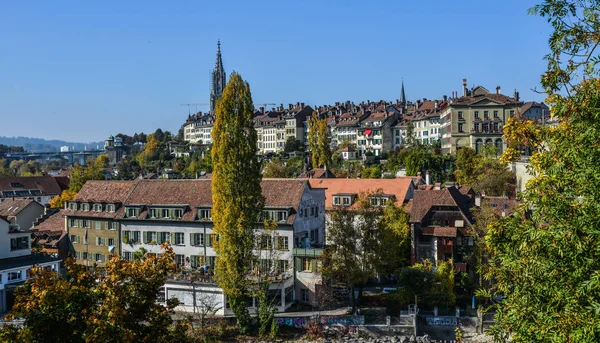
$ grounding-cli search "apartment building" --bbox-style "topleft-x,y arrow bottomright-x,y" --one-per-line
440,79 -> 522,154
65,178 -> 326,313
0,176 -> 69,206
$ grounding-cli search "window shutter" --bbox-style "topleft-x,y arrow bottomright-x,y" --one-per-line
295,257 -> 302,272
311,259 -> 316,273
190,233 -> 194,246
143,232 -> 148,244
170,233 -> 175,244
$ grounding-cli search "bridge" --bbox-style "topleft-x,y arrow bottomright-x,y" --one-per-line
3,150 -> 105,165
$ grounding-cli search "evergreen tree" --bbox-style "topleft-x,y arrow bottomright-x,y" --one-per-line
211,72 -> 264,333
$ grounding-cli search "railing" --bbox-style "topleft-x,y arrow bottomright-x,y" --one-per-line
293,247 -> 324,257
470,128 -> 503,134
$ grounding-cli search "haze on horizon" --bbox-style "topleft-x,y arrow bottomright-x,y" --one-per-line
0,0 -> 551,142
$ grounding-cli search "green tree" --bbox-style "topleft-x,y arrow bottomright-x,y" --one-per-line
376,201 -> 411,278
283,137 -> 303,153
454,146 -> 515,196
0,245 -> 189,343
211,72 -> 264,334
307,111 -> 331,168
486,1 -> 600,341
262,158 -> 292,178
136,134 -> 159,172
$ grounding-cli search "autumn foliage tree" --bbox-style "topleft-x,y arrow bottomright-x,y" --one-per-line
50,154 -> 109,209
307,111 -> 331,168
211,72 -> 264,334
485,1 -> 600,341
0,245 -> 189,343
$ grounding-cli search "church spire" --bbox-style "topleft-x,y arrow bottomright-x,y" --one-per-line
400,79 -> 406,104
210,40 -> 227,114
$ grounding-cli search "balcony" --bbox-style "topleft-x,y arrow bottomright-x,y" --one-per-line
471,128 -> 503,134
293,247 -> 323,257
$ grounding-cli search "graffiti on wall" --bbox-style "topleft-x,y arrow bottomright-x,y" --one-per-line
424,316 -> 457,326
276,317 -> 307,328
320,315 -> 365,326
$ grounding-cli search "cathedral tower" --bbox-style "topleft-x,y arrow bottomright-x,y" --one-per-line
210,40 -> 227,114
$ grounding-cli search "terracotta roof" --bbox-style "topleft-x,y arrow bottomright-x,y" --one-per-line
307,178 -> 414,209
452,93 -> 518,106
409,187 -> 472,224
74,180 -> 138,203
340,147 -> 355,152
32,210 -> 66,232
483,196 -> 519,217
298,168 -> 336,179
0,198 -> 41,217
70,179 -> 311,224
0,176 -> 64,198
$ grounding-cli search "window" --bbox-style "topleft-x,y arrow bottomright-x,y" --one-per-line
474,123 -> 479,132
173,209 -> 183,219
95,253 -> 104,263
127,207 -> 139,218
458,111 -> 463,119
96,237 -> 105,246
123,252 -> 132,261
301,289 -> 309,302
70,234 -> 80,244
175,254 -> 185,267
493,110 -> 499,118
93,203 -> 103,212
70,218 -> 78,228
483,123 -> 489,132
278,236 -> 289,250
82,203 -> 90,211
144,231 -> 157,244
342,197 -> 351,206
310,229 -> 319,243
161,209 -> 170,219
493,122 -> 499,131
278,211 -> 288,222
260,235 -> 272,249
94,221 -> 102,230
510,110 -> 515,116
333,197 -> 340,205
107,238 -> 115,246
468,237 -> 474,246
458,123 -> 464,132
310,207 -> 315,216
81,252 -> 89,260
83,235 -> 88,245
106,204 -> 115,212
82,220 -> 89,228
302,257 -> 313,272
174,232 -> 185,245
191,233 -> 204,246
132,231 -> 141,244
484,110 -> 489,119
10,237 -> 29,251
107,221 -> 116,230
456,237 -> 463,246
69,202 -> 78,211
149,208 -> 159,218
474,111 -> 479,118
8,271 -> 22,282
159,232 -> 171,244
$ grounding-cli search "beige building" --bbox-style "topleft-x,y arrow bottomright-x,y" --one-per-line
440,79 -> 522,154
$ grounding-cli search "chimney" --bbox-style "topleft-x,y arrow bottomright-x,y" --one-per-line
301,102 -> 305,108
289,103 -> 293,110
514,91 -> 520,102
434,101 -> 439,110
443,95 -> 448,102
475,193 -> 482,207
425,170 -> 431,185
462,78 -> 468,97
496,86 -> 501,94
259,107 -> 265,114
280,103 -> 283,110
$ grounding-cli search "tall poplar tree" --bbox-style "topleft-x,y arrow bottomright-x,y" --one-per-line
307,111 -> 332,168
486,1 -> 600,341
211,72 -> 264,333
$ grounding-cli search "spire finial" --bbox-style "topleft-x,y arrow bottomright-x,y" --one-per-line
217,39 -> 221,52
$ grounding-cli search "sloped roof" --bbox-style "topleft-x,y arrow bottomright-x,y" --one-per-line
0,198 -> 40,216
452,93 -> 518,106
298,168 -> 336,179
307,178 -> 414,209
409,187 -> 472,223
32,210 -> 66,233
0,176 -> 64,198
74,180 -> 138,203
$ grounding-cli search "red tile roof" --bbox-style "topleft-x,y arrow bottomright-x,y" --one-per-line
73,180 -> 138,203
409,187 -> 472,224
307,178 -> 414,209
32,210 -> 66,233
0,176 -> 64,198
0,198 -> 40,216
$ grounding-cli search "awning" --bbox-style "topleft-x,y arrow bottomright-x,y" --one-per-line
364,129 -> 372,135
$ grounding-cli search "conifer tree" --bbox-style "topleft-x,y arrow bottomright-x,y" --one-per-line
211,72 -> 264,333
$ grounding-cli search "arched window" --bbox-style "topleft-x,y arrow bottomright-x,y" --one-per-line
475,139 -> 483,154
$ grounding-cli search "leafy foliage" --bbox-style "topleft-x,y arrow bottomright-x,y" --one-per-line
307,111 -> 332,168
211,72 -> 264,334
486,2 -> 600,341
0,245 -> 190,343
454,146 -> 515,197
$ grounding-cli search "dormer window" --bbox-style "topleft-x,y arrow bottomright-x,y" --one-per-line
106,204 -> 115,212
93,203 -> 103,212
81,203 -> 90,211
198,209 -> 211,220
262,209 -> 289,223
68,202 -> 78,211
369,194 -> 395,207
333,194 -> 355,207
126,207 -> 140,218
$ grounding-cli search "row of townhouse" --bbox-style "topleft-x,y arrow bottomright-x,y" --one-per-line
62,178 -> 325,314
36,175 -> 518,315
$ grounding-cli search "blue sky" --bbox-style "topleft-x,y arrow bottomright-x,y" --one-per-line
0,0 -> 551,142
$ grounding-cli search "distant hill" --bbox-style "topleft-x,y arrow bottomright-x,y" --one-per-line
0,136 -> 104,152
